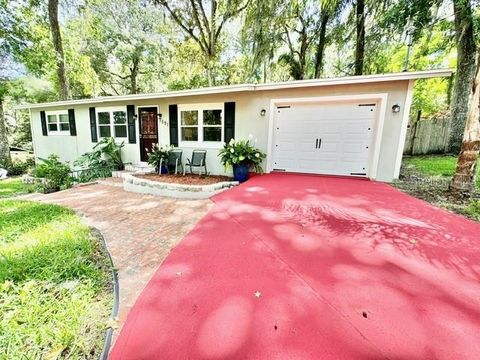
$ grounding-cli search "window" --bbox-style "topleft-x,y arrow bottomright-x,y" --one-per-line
179,104 -> 223,144
181,110 -> 198,141
203,110 -> 222,141
46,111 -> 70,135
96,108 -> 127,139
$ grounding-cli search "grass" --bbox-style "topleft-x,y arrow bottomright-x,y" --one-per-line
402,155 -> 480,189
397,155 -> 480,221
0,200 -> 112,359
0,178 -> 36,197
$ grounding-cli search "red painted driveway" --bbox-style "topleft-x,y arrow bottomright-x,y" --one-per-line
110,174 -> 480,359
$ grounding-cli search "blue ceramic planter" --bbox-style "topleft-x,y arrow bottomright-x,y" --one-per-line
233,164 -> 249,183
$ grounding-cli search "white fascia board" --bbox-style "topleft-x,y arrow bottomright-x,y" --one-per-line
16,69 -> 453,110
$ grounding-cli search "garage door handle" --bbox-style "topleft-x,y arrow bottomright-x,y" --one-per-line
318,138 -> 322,149
315,139 -> 319,148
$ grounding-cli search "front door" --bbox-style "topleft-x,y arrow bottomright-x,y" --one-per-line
139,107 -> 158,162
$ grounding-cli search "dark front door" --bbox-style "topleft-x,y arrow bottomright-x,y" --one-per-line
139,107 -> 158,162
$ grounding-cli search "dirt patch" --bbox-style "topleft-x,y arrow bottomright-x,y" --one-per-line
393,163 -> 480,221
136,173 -> 233,185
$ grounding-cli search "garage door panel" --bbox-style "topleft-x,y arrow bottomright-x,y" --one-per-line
273,101 -> 376,176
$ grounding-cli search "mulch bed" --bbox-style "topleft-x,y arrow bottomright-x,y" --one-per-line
136,173 -> 233,185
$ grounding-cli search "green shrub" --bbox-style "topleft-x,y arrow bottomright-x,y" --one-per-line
218,138 -> 266,173
0,158 -> 35,176
32,155 -> 72,193
74,137 -> 125,182
465,200 -> 480,221
147,144 -> 172,172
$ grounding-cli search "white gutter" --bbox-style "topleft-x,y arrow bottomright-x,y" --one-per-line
16,69 -> 453,110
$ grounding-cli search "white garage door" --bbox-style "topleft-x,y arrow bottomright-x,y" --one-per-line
272,101 -> 377,177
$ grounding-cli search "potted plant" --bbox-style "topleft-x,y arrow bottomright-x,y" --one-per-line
147,144 -> 172,174
218,138 -> 266,182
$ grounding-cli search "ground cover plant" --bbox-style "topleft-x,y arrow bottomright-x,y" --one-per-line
0,200 -> 112,359
0,178 -> 36,197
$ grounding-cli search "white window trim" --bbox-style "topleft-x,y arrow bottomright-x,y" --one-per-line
46,110 -> 70,136
178,103 -> 224,148
96,106 -> 128,140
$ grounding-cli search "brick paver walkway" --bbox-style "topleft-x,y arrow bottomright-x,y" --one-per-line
25,183 -> 212,339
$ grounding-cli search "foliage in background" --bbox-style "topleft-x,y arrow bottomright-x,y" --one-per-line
74,137 -> 125,182
218,138 -> 266,173
0,200 -> 111,358
31,154 -> 72,193
1,158 -> 35,176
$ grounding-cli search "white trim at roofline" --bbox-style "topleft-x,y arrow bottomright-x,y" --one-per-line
16,69 -> 452,110
266,93 -> 389,180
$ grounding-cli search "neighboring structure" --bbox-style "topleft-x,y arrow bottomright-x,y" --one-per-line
18,70 -> 452,182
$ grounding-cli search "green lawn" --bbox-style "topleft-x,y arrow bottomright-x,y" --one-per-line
0,178 -> 36,197
0,200 -> 112,359
402,155 -> 480,190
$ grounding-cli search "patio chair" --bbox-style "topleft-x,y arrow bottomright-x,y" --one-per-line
184,150 -> 207,176
166,149 -> 183,175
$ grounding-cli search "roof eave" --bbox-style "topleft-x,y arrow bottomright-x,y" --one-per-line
16,69 -> 453,110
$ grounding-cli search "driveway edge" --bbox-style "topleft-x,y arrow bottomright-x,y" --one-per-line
90,227 -> 120,360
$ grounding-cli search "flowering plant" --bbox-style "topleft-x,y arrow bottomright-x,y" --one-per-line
147,144 -> 173,171
218,138 -> 266,173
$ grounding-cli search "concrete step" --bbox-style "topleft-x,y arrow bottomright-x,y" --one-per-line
98,177 -> 124,187
124,164 -> 155,173
112,170 -> 135,179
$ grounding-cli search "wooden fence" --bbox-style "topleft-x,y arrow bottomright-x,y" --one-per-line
403,116 -> 450,155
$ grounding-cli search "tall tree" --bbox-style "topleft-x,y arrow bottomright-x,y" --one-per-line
48,0 -> 70,100
448,0 -> 477,153
354,0 -> 366,75
279,0 -> 319,80
83,0 -> 166,95
156,0 -> 249,86
451,52 -> 480,192
0,82 -> 11,165
314,0 -> 344,78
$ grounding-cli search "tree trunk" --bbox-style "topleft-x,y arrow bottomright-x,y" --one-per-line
448,0 -> 477,153
314,13 -> 329,78
130,57 -> 140,94
354,0 -> 365,76
48,0 -> 70,100
0,98 -> 11,166
451,53 -> 480,193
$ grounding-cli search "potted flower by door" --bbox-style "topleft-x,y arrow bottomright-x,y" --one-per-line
147,144 -> 172,174
218,139 -> 266,182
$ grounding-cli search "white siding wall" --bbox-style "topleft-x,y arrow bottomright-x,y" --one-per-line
31,80 -> 409,182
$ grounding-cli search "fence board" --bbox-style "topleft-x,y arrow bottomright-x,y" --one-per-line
403,117 -> 450,155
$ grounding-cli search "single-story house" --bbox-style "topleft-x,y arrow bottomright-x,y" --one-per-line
18,69 -> 452,182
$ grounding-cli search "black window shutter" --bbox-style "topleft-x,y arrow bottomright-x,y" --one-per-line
89,107 -> 97,142
224,102 -> 235,143
68,109 -> 77,136
127,105 -> 136,144
169,104 -> 178,147
40,111 -> 48,136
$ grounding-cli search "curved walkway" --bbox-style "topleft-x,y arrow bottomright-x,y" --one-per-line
111,173 -> 480,359
25,183 -> 212,340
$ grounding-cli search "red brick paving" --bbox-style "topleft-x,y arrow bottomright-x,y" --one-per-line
25,183 -> 212,340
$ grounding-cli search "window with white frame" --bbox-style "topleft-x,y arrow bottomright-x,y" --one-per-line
96,108 -> 127,139
46,111 -> 70,134
179,104 -> 223,144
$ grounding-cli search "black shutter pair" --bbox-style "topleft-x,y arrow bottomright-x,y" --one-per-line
168,102 -> 235,146
88,105 -> 136,143
40,109 -> 76,136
